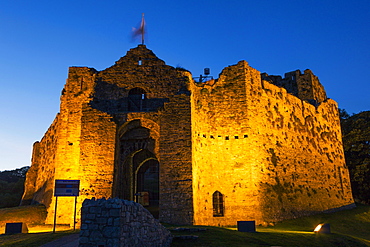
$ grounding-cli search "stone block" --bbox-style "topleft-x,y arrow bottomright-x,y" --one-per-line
103,226 -> 120,238
79,237 -> 89,244
90,206 -> 101,214
86,214 -> 96,220
88,223 -> 98,230
237,221 -> 256,232
5,223 -> 28,234
110,209 -> 120,217
96,217 -> 107,224
114,217 -> 120,226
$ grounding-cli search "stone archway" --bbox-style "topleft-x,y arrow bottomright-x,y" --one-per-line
113,120 -> 160,218
134,155 -> 159,218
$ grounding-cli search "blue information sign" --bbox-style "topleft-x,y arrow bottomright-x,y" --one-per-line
54,180 -> 80,197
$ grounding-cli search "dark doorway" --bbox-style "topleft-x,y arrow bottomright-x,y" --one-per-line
136,159 -> 159,218
114,121 -> 159,218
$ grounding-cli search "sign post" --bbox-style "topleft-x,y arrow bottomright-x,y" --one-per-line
53,180 -> 80,233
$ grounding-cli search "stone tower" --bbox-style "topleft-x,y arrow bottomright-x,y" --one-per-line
22,45 -> 354,227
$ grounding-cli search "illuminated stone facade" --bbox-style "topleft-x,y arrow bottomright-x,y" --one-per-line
22,45 -> 354,227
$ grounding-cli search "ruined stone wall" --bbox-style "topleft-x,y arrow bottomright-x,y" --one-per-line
191,61 -> 263,226
94,45 -> 194,225
77,105 -> 117,224
45,67 -> 100,225
97,45 -> 188,99
80,198 -> 172,247
24,45 -> 195,226
262,70 -> 327,106
256,81 -> 353,223
21,115 -> 60,208
295,69 -> 327,105
23,45 -> 352,228
191,61 -> 354,226
159,94 -> 193,225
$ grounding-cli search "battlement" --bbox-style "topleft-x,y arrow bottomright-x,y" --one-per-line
261,69 -> 327,106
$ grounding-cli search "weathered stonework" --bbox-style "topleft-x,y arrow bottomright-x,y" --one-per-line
22,45 -> 354,227
79,198 -> 172,247
191,61 -> 354,226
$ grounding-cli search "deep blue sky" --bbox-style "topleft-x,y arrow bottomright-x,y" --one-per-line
1,0 -> 369,171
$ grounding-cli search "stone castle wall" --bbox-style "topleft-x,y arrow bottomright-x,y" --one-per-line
158,95 -> 193,224
45,67 -> 117,225
22,46 -> 194,226
191,61 -> 354,226
21,115 -> 60,208
22,45 -> 354,228
261,69 -> 327,106
95,46 -> 194,225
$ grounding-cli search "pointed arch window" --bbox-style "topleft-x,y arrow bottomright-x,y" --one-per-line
213,191 -> 224,217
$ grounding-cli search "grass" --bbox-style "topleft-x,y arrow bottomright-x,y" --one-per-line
169,226 -> 367,247
0,204 -> 368,246
0,205 -> 47,225
0,205 -> 49,235
170,204 -> 370,246
0,230 -> 77,247
264,203 -> 370,245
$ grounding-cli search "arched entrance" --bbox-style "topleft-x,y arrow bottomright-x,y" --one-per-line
135,158 -> 159,218
113,120 -> 160,218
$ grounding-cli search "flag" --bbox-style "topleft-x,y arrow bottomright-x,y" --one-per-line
132,13 -> 145,45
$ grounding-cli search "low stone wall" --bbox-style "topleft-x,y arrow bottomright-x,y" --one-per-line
79,198 -> 172,247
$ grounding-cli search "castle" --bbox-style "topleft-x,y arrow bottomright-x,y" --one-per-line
21,45 -> 354,226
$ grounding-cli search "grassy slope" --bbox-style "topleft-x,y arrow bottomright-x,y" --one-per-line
0,205 -> 47,225
266,203 -> 370,245
170,204 -> 370,247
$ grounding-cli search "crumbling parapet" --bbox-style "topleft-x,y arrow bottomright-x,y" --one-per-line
261,69 -> 327,106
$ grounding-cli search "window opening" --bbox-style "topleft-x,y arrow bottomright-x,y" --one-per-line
213,191 -> 224,217
128,87 -> 146,111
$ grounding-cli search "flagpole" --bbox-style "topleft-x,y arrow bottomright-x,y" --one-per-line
141,13 -> 145,45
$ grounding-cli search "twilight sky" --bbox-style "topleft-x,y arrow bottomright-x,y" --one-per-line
0,0 -> 369,171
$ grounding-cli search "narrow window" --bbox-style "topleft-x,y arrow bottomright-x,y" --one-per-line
138,57 -> 142,65
213,191 -> 224,217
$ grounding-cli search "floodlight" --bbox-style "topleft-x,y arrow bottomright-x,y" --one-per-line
314,224 -> 323,232
314,223 -> 331,233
